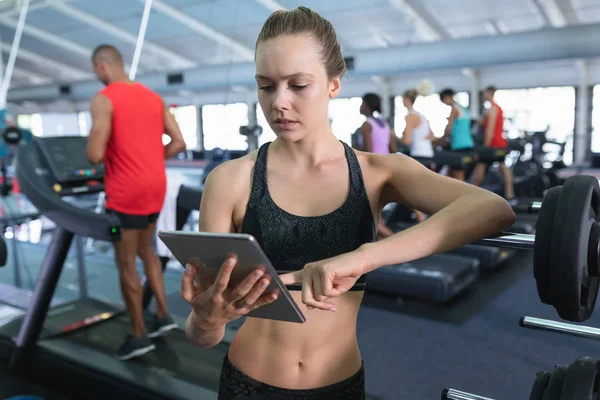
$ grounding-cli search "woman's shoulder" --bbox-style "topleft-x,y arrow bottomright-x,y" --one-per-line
203,150 -> 258,192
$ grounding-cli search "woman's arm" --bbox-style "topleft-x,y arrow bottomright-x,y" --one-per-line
359,154 -> 516,272
359,122 -> 373,152
388,129 -> 397,153
401,114 -> 419,145
185,160 -> 245,347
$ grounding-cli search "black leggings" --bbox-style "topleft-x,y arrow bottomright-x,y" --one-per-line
218,354 -> 366,400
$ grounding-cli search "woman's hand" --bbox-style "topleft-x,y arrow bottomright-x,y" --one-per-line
181,256 -> 279,330
279,249 -> 369,311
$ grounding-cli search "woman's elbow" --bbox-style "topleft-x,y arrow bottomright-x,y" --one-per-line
493,196 -> 517,231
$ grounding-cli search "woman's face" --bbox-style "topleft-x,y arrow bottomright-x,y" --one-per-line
403,96 -> 412,108
255,34 -> 340,142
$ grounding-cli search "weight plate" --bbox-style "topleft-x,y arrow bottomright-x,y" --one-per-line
534,186 -> 562,305
560,357 -> 600,400
530,371 -> 551,400
551,175 -> 600,322
542,365 -> 568,400
3,126 -> 21,145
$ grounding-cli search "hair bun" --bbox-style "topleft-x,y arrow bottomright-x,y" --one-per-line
416,79 -> 434,96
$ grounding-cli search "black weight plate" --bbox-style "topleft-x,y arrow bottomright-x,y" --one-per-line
530,371 -> 552,400
534,186 -> 562,305
542,365 -> 568,400
3,126 -> 21,145
551,175 -> 600,322
560,357 -> 600,400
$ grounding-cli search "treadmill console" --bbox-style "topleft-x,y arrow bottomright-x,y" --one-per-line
35,136 -> 105,196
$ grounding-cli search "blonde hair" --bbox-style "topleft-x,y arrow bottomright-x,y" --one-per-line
256,7 -> 346,80
403,79 -> 434,104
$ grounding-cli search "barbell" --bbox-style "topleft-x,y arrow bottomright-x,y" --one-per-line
442,356 -> 600,400
474,174 -> 600,323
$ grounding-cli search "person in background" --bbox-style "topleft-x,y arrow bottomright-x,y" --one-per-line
400,86 -> 435,222
471,86 -> 516,204
438,88 -> 474,181
358,92 -> 398,237
86,44 -> 186,360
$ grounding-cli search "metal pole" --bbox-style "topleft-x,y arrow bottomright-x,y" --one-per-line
10,227 -> 73,374
0,0 -> 30,109
474,233 -> 536,250
0,30 -> 5,89
129,0 -> 153,80
574,60 -> 589,166
10,225 -> 20,288
520,316 -> 600,340
75,235 -> 88,299
442,389 -> 495,400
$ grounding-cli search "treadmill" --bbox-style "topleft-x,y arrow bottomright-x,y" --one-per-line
0,136 -> 227,399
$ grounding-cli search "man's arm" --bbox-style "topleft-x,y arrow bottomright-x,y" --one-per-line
484,106 -> 498,147
443,107 -> 458,138
86,94 -> 113,164
163,104 -> 187,159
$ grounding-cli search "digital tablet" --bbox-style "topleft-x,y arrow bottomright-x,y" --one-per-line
158,230 -> 306,324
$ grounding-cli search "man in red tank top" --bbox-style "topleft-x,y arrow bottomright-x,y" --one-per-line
86,45 -> 186,360
471,86 -> 516,203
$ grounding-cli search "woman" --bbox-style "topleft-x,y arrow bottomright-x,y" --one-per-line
401,87 -> 435,161
357,92 -> 398,237
182,7 -> 515,400
439,88 -> 475,181
400,87 -> 435,222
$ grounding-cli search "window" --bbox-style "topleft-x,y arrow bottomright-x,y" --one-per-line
17,114 -> 43,136
202,103 -> 249,151
493,87 -> 575,164
256,104 -> 277,146
170,105 -> 198,150
394,92 -> 469,138
17,114 -> 32,130
78,111 -> 91,136
328,97 -> 365,145
492,87 -> 575,142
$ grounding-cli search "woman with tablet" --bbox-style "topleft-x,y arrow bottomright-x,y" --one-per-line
181,7 -> 516,400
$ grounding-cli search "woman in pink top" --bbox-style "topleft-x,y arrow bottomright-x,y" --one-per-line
358,93 -> 397,239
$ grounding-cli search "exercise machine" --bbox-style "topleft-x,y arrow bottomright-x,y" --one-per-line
0,136 -> 229,400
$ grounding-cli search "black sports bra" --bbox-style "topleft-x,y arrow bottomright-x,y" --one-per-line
240,141 -> 376,291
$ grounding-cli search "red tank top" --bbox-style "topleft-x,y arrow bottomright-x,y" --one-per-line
483,102 -> 506,148
100,82 -> 166,215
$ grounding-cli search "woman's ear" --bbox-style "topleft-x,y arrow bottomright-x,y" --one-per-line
329,76 -> 341,99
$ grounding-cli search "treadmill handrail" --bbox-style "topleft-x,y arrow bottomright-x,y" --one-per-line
15,142 -> 120,242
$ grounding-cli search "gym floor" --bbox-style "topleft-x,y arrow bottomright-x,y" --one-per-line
0,230 -> 596,399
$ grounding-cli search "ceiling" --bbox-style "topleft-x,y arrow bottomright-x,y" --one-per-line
0,0 -> 596,89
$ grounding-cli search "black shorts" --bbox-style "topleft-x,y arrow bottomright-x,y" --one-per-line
218,353 -> 366,400
453,147 -> 474,154
106,209 -> 159,230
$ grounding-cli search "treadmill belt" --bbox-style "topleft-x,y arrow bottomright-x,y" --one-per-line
60,314 -> 227,392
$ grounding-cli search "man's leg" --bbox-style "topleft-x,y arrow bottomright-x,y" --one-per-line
138,215 -> 178,337
137,221 -> 169,318
114,229 -> 145,338
112,217 -> 156,361
471,163 -> 487,187
499,161 -> 516,200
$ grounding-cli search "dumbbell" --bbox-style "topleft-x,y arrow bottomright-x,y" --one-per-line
442,356 -> 600,400
474,175 -> 600,323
